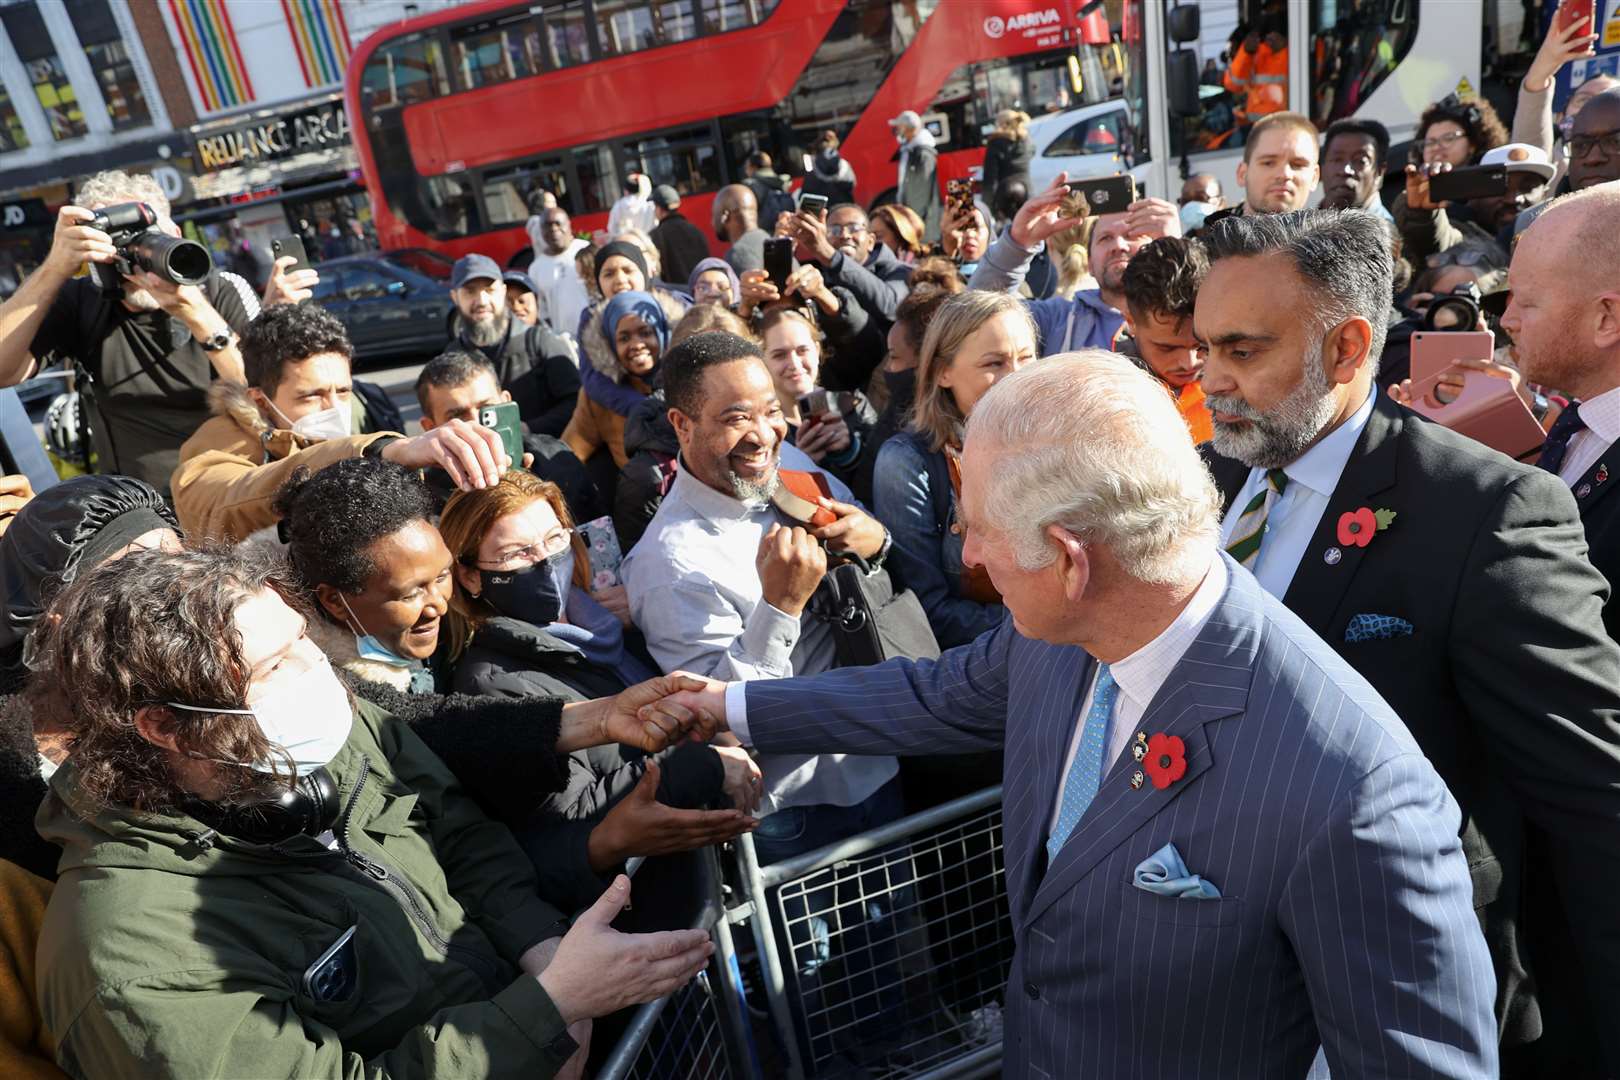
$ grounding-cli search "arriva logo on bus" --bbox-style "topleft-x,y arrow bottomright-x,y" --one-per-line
984,8 -> 1062,39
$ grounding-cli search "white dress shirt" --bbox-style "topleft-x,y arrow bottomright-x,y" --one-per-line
627,451 -> 897,815
1218,389 -> 1375,597
1046,556 -> 1228,837
1559,384 -> 1620,487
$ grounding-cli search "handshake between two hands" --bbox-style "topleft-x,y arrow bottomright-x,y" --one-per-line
605,671 -> 732,753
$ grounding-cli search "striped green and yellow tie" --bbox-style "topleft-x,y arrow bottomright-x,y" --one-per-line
1225,468 -> 1289,569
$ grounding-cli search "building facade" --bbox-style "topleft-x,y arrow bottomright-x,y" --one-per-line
0,0 -> 461,292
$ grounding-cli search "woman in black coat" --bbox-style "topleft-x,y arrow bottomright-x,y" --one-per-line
981,109 -> 1033,213
439,469 -> 762,909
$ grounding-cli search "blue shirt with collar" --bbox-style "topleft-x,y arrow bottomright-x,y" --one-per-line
1218,387 -> 1377,598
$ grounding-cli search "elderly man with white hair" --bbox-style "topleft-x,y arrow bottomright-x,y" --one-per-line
0,169 -> 316,491
665,349 -> 1496,1078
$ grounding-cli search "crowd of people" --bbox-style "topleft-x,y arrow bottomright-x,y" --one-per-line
2,16 -> 1620,1075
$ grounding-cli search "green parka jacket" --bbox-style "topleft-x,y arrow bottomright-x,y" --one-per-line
34,699 -> 578,1079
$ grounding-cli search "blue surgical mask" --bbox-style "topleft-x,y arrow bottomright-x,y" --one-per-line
338,594 -> 413,668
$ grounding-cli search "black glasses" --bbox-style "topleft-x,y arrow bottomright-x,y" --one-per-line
1569,132 -> 1620,158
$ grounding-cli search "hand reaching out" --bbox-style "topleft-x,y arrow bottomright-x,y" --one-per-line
538,875 -> 715,1024
587,761 -> 757,871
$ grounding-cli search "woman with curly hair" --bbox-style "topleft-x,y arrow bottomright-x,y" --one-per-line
1397,94 -> 1528,266
1415,93 -> 1510,167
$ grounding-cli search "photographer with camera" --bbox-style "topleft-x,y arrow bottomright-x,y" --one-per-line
0,171 -> 315,493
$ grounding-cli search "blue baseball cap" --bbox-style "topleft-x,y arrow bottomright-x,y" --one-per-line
450,253 -> 502,290
502,269 -> 539,295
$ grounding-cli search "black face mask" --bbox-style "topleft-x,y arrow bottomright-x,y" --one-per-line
883,366 -> 918,411
479,548 -> 574,627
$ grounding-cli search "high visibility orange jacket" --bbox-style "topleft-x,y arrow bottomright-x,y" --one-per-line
1224,43 -> 1288,122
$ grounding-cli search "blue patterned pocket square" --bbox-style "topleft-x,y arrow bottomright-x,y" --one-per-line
1344,613 -> 1414,643
1132,842 -> 1222,899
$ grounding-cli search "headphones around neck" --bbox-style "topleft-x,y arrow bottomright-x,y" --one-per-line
184,767 -> 341,845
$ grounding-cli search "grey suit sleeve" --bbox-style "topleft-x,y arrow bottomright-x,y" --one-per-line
743,617 -> 1015,756
1279,753 -> 1497,1079
1449,469 -> 1620,1068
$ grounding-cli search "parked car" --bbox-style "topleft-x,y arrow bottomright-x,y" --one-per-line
1026,99 -> 1145,195
311,248 -> 455,366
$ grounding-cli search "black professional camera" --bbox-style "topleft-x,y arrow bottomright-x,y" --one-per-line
1422,281 -> 1483,331
87,202 -> 212,292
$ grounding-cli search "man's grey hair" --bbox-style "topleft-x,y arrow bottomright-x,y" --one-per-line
966,351 -> 1222,585
76,170 -> 171,219
1202,209 -> 1392,363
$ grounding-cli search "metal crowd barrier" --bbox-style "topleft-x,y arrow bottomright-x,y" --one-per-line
600,785 -> 1012,1080
598,845 -> 754,1080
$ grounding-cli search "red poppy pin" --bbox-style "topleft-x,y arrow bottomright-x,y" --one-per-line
1336,506 -> 1396,548
1143,733 -> 1187,790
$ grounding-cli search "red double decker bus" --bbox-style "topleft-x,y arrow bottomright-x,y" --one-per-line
345,0 -> 1122,265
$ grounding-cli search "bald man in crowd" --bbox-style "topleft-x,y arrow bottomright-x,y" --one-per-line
712,184 -> 768,275
1506,182 -> 1620,639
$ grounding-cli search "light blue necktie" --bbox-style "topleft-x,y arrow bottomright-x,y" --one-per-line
1046,664 -> 1118,863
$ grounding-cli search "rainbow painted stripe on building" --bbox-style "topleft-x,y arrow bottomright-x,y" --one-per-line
282,0 -> 352,88
167,0 -> 255,112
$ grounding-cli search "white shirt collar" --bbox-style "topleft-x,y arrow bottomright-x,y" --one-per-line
1578,383 -> 1620,445
1107,555 -> 1228,712
1279,387 -> 1376,497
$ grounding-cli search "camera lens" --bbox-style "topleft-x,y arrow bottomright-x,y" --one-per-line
130,234 -> 212,286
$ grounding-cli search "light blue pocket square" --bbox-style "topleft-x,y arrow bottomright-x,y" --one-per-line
1344,613 -> 1414,644
1133,842 -> 1222,899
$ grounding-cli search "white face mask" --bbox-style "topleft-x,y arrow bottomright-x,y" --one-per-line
264,394 -> 352,442
168,655 -> 354,775
289,403 -> 352,442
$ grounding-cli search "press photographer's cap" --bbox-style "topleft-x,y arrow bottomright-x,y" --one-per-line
889,110 -> 922,130
450,253 -> 502,290
1480,143 -> 1555,183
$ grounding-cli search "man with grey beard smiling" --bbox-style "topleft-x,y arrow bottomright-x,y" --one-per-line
449,253 -> 580,437
1196,208 -> 1620,1076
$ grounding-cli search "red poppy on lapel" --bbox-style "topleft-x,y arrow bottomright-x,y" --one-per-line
1337,507 -> 1377,547
1143,733 -> 1186,790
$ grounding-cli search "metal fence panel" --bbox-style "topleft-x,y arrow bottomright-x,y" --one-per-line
603,787 -> 1011,1080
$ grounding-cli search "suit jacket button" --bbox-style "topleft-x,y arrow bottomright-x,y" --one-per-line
1025,981 -> 1040,1000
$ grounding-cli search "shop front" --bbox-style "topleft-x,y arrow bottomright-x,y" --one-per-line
176,93 -> 374,277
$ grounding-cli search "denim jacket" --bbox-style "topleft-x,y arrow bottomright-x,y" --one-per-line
872,431 -> 1005,649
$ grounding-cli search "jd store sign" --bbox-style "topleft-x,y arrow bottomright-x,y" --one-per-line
194,104 -> 350,173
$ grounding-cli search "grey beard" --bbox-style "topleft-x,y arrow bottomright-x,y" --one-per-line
466,310 -> 509,347
1207,339 -> 1340,469
729,462 -> 781,508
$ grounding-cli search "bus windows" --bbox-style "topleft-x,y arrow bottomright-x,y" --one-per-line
1172,0 -> 1288,156
534,0 -> 592,69
484,157 -> 571,225
452,14 -> 535,90
625,126 -> 723,196
424,174 -> 482,238
574,145 -> 620,214
652,1 -> 702,45
1308,0 -> 1419,128
361,33 -> 450,110
700,0 -> 781,34
597,1 -> 657,55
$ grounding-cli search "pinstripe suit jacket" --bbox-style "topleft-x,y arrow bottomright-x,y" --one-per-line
743,556 -> 1497,1078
